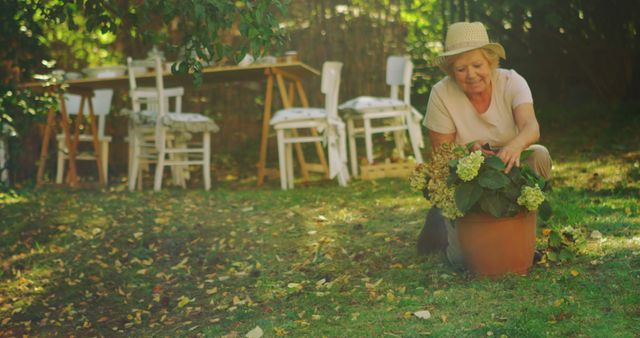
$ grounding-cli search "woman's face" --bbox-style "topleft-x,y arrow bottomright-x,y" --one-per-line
451,49 -> 492,96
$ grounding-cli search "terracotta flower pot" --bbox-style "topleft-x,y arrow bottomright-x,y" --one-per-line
456,211 -> 536,277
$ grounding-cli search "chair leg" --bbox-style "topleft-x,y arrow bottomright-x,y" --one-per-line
346,118 -> 358,178
393,125 -> 406,160
364,118 -> 374,164
406,116 -> 424,163
286,142 -> 294,189
127,126 -> 134,183
129,137 -> 140,192
137,165 -> 144,191
276,129 -> 287,190
154,149 -> 165,192
203,132 -> 211,191
154,129 -> 167,192
56,138 -> 65,184
102,141 -> 109,185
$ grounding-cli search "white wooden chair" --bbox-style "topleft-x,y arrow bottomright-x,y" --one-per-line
56,89 -> 114,184
269,61 -> 349,190
339,55 -> 424,177
127,55 -> 219,191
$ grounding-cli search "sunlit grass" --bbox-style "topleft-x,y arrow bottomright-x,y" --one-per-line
1,104 -> 639,336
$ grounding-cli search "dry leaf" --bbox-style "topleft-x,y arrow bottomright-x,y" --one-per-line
287,283 -> 303,290
570,270 -> 580,277
414,310 -> 431,319
177,296 -> 192,308
245,326 -> 263,338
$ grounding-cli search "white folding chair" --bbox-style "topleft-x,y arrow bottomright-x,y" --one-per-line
127,55 -> 219,191
270,61 -> 349,190
56,89 -> 114,184
339,55 -> 424,177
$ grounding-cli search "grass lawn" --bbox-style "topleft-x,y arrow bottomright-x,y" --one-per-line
1,103 -> 639,337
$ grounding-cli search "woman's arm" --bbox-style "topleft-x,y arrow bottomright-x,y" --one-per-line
499,102 -> 540,173
428,129 -> 456,151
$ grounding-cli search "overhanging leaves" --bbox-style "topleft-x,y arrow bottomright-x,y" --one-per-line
538,200 -> 552,221
479,191 -> 510,218
477,169 -> 511,189
455,181 -> 483,214
485,156 -> 506,171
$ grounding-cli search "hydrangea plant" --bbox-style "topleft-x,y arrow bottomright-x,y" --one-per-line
410,142 -> 552,220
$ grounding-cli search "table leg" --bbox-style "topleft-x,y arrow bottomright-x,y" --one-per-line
58,93 -> 78,187
257,74 -> 274,186
36,107 -> 56,188
276,74 -> 309,181
295,81 -> 329,178
86,96 -> 106,187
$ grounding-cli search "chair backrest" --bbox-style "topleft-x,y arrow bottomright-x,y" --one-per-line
321,61 -> 343,120
386,55 -> 413,104
126,56 -> 168,116
63,89 -> 114,138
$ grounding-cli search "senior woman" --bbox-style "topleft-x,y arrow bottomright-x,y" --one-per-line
420,21 -> 552,265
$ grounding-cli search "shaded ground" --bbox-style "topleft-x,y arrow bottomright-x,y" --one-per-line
0,102 -> 639,336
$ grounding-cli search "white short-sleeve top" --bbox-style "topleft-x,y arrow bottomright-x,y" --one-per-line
423,69 -> 533,147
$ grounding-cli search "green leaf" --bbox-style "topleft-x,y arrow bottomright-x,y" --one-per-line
507,167 -> 526,184
479,192 -> 509,217
538,200 -> 552,221
547,251 -> 558,262
503,183 -> 521,200
454,182 -> 483,214
485,155 -> 506,170
477,169 -> 511,189
549,232 -> 563,247
558,248 -> 574,261
520,149 -> 534,162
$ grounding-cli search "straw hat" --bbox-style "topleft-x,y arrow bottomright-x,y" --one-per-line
435,22 -> 506,67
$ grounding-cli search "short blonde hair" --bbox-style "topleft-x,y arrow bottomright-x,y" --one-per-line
440,47 -> 500,78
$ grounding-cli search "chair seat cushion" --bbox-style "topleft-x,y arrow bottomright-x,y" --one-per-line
339,96 -> 409,113
270,108 -> 327,125
130,110 -> 220,133
56,134 -> 112,142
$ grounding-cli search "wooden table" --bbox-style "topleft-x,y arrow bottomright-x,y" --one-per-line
26,62 -> 328,186
19,83 -> 106,188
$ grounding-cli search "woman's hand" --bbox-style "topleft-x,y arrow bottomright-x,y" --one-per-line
471,140 -> 496,156
497,141 -> 525,174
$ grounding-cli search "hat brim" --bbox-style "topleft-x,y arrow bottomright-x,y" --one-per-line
434,42 -> 506,67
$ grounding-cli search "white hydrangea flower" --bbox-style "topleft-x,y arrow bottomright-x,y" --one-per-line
456,150 -> 484,181
517,185 -> 545,211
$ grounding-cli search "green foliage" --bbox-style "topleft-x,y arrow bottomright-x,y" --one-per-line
129,0 -> 289,85
401,0 -> 640,103
32,0 -> 290,85
449,147 -> 548,218
540,226 -> 584,263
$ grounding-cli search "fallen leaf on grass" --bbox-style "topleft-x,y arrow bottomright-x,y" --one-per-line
590,230 -> 603,239
245,326 -> 263,338
273,327 -> 288,336
171,257 -> 189,270
177,296 -> 193,308
414,310 -> 431,319
287,283 -> 303,290
570,270 -> 580,277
